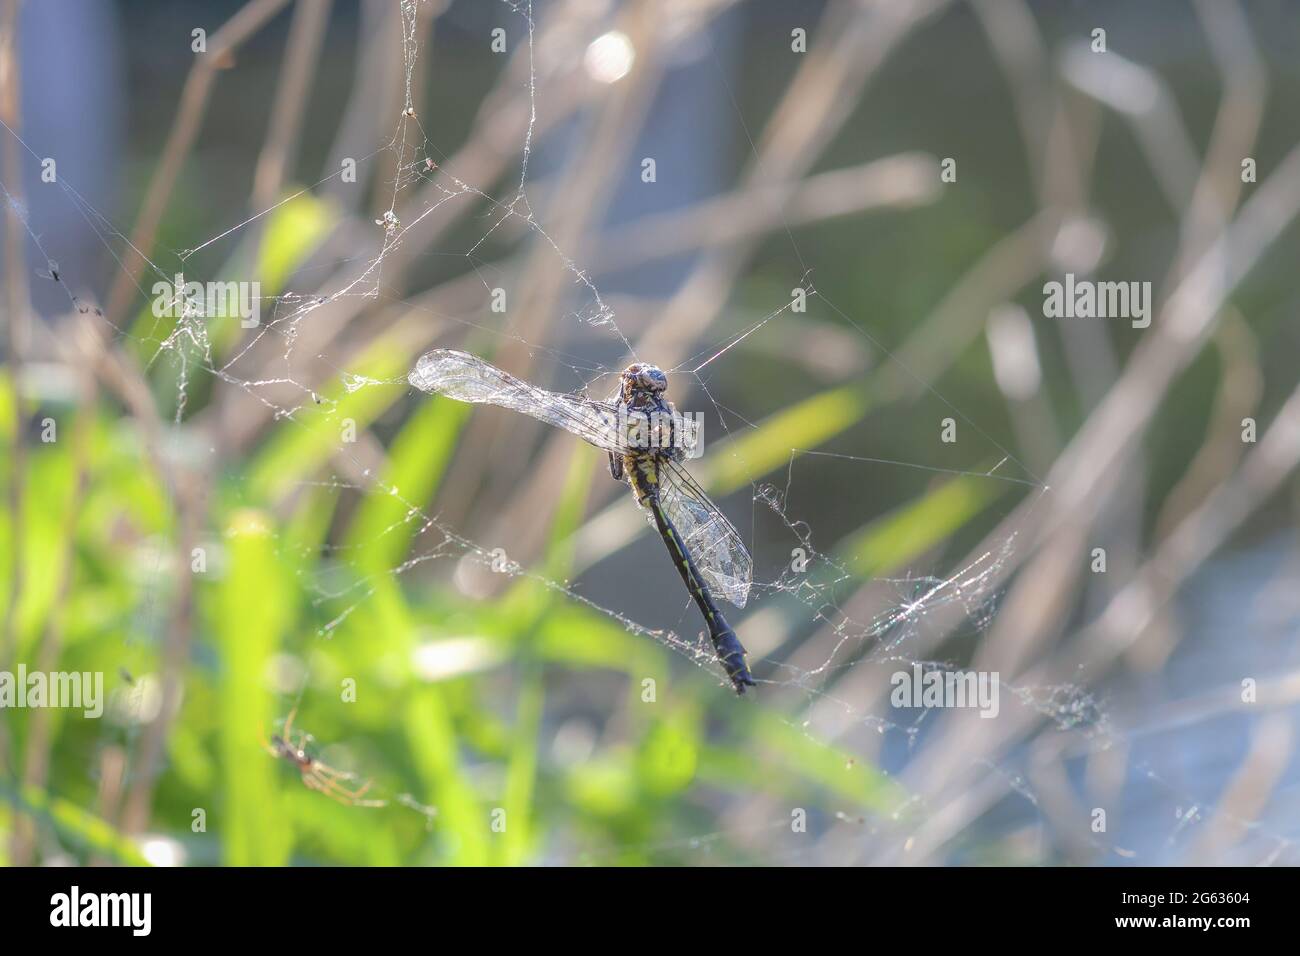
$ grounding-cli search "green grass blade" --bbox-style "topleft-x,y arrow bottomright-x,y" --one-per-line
1,782 -> 152,866
343,394 -> 468,573
839,475 -> 1003,577
215,508 -> 293,865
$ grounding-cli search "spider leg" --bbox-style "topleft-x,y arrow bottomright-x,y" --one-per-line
334,777 -> 373,801
309,767 -> 369,805
307,760 -> 382,805
338,780 -> 386,808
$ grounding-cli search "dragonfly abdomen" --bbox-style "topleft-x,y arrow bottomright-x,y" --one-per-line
641,478 -> 755,695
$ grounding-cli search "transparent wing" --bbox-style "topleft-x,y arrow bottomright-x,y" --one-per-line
409,349 -> 628,453
411,349 -> 702,456
659,458 -> 752,608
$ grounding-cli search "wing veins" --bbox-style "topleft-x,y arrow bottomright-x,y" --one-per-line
659,458 -> 753,608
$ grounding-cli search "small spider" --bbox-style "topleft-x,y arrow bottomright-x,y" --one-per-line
262,708 -> 382,807
375,209 -> 400,236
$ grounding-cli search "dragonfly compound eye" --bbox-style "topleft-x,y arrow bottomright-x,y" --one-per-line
641,367 -> 668,392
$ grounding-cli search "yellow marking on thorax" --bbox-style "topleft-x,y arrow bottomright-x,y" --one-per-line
625,452 -> 660,505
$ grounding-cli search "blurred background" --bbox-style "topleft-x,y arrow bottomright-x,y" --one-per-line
2,0 -> 1300,866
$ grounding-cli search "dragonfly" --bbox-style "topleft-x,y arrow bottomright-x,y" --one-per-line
408,349 -> 756,693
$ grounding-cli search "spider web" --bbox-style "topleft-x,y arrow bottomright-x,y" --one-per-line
5,0 -> 1297,867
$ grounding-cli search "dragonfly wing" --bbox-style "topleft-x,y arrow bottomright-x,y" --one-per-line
658,459 -> 752,608
409,349 -> 627,454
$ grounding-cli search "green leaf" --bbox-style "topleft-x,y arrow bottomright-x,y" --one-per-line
1,782 -> 151,866
839,475 -> 1002,577
258,191 -> 335,293
707,384 -> 870,493
343,394 -> 468,574
499,672 -> 543,865
637,713 -> 699,797
215,508 -> 294,865
403,688 -> 490,865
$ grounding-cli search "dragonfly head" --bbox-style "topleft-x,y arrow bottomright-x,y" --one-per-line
622,363 -> 668,399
